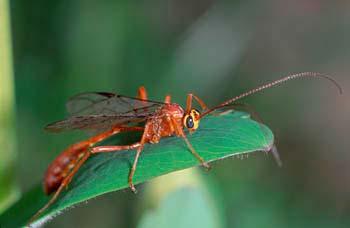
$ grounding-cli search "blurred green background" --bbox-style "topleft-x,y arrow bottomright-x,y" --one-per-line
1,0 -> 349,227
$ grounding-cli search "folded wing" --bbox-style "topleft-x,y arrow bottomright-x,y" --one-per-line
45,92 -> 164,132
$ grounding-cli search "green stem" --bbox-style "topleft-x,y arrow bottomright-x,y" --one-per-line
0,0 -> 19,212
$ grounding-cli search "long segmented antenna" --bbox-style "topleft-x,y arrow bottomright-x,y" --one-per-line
200,72 -> 342,118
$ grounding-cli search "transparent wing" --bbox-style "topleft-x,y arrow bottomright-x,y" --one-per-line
66,92 -> 164,116
45,114 -> 149,132
45,92 -> 164,132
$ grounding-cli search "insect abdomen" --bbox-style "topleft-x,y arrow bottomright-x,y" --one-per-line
44,142 -> 90,194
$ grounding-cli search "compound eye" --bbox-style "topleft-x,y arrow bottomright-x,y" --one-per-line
185,115 -> 194,129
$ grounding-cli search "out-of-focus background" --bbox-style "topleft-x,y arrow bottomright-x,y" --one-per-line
1,0 -> 349,227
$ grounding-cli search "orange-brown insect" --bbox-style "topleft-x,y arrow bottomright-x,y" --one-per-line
29,72 -> 342,224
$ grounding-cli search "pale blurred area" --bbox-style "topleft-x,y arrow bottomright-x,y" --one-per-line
4,0 -> 350,227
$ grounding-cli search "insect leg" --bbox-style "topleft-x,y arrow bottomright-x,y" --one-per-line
37,142 -> 143,223
170,117 -> 210,170
84,126 -> 144,146
28,151 -> 91,225
186,94 -> 208,113
44,126 -> 144,194
128,145 -> 144,193
92,125 -> 150,193
138,86 -> 148,100
90,143 -> 141,153
164,95 -> 171,104
90,143 -> 143,193
30,126 -> 144,225
127,123 -> 151,193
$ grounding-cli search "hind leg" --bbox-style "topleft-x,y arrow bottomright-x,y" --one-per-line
29,126 -> 144,225
28,151 -> 90,225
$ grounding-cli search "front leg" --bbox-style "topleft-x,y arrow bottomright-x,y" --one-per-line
169,117 -> 210,170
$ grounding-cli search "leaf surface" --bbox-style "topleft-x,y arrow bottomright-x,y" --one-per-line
0,111 -> 274,227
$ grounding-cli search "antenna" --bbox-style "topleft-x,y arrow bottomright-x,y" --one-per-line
200,72 -> 342,118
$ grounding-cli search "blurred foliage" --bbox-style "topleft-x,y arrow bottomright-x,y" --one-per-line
139,169 -> 226,228
138,187 -> 221,228
2,0 -> 349,227
0,0 -> 19,213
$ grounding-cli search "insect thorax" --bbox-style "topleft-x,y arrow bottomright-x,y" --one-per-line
146,104 -> 184,143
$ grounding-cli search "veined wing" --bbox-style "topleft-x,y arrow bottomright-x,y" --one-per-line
45,92 -> 165,132
66,92 -> 164,116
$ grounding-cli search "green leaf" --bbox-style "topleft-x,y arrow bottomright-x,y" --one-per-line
0,111 -> 274,227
